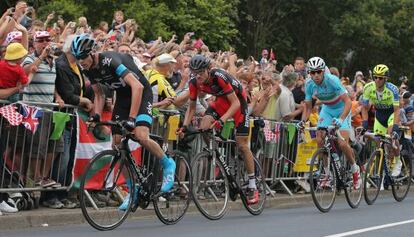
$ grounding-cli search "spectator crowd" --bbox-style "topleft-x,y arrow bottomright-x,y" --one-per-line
0,1 -> 413,215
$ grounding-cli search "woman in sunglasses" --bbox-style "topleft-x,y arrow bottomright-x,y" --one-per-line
301,56 -> 361,189
361,64 -> 402,177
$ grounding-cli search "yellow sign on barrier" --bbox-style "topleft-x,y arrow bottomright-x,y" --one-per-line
167,115 -> 180,141
294,138 -> 318,172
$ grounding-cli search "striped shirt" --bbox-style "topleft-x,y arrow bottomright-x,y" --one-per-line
22,54 -> 56,103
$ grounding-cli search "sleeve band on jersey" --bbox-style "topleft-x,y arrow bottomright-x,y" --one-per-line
115,64 -> 128,77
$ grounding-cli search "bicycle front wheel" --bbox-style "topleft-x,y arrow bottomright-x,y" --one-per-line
392,153 -> 412,202
364,150 -> 382,205
79,150 -> 135,231
191,151 -> 229,220
239,157 -> 266,215
154,150 -> 192,225
309,149 -> 337,213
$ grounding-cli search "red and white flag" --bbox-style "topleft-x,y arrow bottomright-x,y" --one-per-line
0,104 -> 23,126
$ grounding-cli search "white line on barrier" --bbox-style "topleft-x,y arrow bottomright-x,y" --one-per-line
323,219 -> 414,237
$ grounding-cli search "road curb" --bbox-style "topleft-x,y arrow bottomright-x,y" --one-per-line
0,194 -> 313,230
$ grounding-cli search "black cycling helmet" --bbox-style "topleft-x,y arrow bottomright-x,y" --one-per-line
71,34 -> 96,60
189,54 -> 211,71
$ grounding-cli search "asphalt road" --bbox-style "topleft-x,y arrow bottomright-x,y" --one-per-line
2,194 -> 414,237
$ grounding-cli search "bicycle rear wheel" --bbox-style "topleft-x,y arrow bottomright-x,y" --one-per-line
154,150 -> 192,225
309,149 -> 336,213
364,150 -> 382,205
344,158 -> 363,209
392,153 -> 412,202
239,157 -> 266,215
191,151 -> 229,220
79,150 -> 135,231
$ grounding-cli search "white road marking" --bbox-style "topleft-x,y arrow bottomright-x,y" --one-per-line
324,219 -> 414,237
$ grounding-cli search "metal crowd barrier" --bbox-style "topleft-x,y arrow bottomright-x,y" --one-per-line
0,100 -> 78,193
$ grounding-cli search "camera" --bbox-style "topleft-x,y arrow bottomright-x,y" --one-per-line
8,7 -> 15,15
49,44 -> 63,57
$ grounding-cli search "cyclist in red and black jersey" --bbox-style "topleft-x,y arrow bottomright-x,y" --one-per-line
179,54 -> 259,204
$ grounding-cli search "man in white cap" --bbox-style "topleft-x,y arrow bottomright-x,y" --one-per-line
145,53 -> 188,108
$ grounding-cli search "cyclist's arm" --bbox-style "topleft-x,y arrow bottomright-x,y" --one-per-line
183,100 -> 196,127
393,105 -> 400,125
183,79 -> 198,127
124,72 -> 143,118
91,83 -> 105,116
339,93 -> 352,121
392,86 -> 400,126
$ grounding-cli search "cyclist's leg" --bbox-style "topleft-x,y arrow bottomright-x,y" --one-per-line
335,109 -> 356,165
133,100 -> 176,192
385,114 -> 402,176
316,105 -> 331,148
111,104 -> 137,210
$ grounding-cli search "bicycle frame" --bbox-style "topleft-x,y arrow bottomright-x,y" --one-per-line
320,128 -> 348,188
206,129 -> 247,201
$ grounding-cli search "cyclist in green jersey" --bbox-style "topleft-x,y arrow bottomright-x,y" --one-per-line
361,64 -> 402,177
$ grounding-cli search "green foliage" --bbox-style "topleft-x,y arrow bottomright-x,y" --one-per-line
2,0 -> 414,85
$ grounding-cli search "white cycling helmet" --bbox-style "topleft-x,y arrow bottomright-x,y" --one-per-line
307,57 -> 326,71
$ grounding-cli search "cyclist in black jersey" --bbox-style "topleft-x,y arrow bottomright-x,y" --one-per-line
71,34 -> 176,210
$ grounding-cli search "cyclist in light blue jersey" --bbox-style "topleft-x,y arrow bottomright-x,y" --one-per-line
301,57 -> 360,189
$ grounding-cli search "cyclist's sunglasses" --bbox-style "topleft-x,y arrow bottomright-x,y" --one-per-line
309,70 -> 323,75
191,69 -> 206,76
374,76 -> 386,81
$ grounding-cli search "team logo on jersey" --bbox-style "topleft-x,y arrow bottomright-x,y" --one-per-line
102,57 -> 112,67
147,102 -> 152,115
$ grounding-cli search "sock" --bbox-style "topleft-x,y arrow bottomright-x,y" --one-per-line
248,173 -> 257,189
351,163 -> 359,173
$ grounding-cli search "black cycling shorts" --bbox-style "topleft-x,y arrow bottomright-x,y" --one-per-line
112,87 -> 153,135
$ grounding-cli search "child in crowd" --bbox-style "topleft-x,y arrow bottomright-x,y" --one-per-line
0,43 -> 29,102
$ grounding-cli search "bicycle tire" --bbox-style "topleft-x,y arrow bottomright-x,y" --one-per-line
191,151 -> 229,220
363,150 -> 382,205
309,149 -> 337,213
79,150 -> 135,231
392,153 -> 412,202
153,150 -> 192,225
240,157 -> 266,215
344,156 -> 363,209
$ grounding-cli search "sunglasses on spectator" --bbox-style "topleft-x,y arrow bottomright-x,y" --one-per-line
309,70 -> 323,75
374,76 -> 386,81
35,38 -> 51,43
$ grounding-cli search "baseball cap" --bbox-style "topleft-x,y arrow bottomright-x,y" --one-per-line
4,43 -> 28,61
34,31 -> 51,41
156,53 -> 177,64
5,31 -> 22,45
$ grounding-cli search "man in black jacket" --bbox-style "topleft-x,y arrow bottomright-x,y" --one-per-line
55,36 -> 93,111
47,35 -> 94,209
